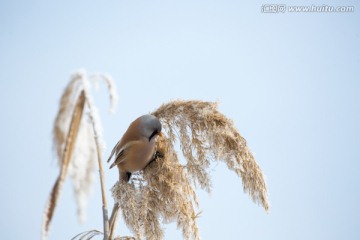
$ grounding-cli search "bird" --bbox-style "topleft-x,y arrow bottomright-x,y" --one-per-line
107,114 -> 162,182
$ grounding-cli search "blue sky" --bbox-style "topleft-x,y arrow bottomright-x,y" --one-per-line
0,0 -> 359,239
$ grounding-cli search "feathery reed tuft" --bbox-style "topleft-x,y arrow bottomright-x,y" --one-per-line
112,136 -> 200,240
111,99 -> 268,240
43,70 -> 118,240
43,90 -> 86,240
152,100 -> 269,210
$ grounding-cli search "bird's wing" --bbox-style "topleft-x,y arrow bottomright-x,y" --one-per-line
107,140 -> 122,163
109,141 -> 137,169
108,119 -> 142,163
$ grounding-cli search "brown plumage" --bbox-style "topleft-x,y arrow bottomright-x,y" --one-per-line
108,114 -> 162,182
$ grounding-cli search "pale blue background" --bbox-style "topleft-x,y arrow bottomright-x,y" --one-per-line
1,0 -> 359,239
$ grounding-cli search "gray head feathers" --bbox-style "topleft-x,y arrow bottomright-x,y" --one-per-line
138,114 -> 162,140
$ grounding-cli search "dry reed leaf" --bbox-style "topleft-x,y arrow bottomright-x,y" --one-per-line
42,91 -> 86,239
71,230 -> 135,240
53,73 -> 83,160
71,229 -> 103,240
112,99 -> 268,240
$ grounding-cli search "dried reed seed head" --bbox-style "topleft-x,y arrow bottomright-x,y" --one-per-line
112,135 -> 200,240
43,91 -> 86,240
52,72 -> 98,224
152,100 -> 268,211
48,70 -> 118,232
112,99 -> 268,239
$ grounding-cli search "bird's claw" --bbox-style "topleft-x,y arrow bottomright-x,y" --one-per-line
154,151 -> 164,159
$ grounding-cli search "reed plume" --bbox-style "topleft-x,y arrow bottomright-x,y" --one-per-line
111,100 -> 269,240
42,70 -> 118,240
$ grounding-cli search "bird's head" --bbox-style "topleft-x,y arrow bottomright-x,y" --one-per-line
138,114 -> 162,141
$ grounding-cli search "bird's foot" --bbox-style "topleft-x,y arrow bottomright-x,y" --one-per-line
126,172 -> 132,182
154,151 -> 164,159
145,151 -> 164,169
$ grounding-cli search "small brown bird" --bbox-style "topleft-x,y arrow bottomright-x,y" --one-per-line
108,114 -> 162,182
